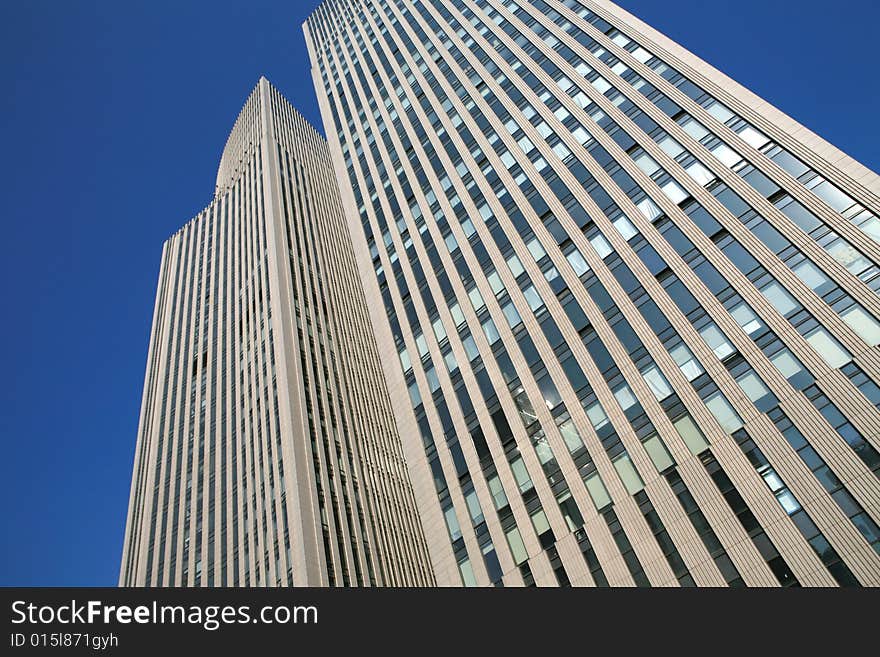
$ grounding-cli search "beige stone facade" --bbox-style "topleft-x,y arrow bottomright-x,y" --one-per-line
305,0 -> 880,586
119,78 -> 434,586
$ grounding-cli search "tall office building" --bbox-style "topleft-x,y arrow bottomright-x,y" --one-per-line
119,78 -> 434,587
305,0 -> 880,586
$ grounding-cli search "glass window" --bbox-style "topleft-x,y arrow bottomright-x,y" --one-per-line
670,343 -> 703,380
408,382 -> 422,407
559,418 -> 583,453
841,304 -> 880,346
706,392 -> 743,433
565,248 -> 590,276
585,472 -> 612,510
458,558 -> 477,587
468,287 -> 485,312
487,271 -> 505,295
793,260 -> 830,292
613,215 -> 639,240
399,347 -> 411,372
586,401 -> 609,429
444,350 -> 458,373
488,474 -> 508,509
464,489 -> 484,524
444,506 -> 462,541
730,301 -> 763,336
415,332 -> 429,358
711,143 -> 741,168
760,281 -> 799,317
661,179 -> 689,204
432,317 -> 447,342
507,253 -> 524,277
827,238 -> 871,276
530,508 -> 552,535
590,233 -> 613,258
502,301 -> 522,328
736,371 -> 770,403
462,335 -> 479,361
699,323 -> 735,360
425,366 -> 441,393
636,196 -> 663,222
510,455 -> 533,492
537,374 -> 562,410
449,302 -> 466,327
644,434 -> 675,472
770,348 -> 805,381
505,527 -> 528,564
686,161 -> 715,186
614,382 -> 639,411
674,414 -> 710,454
523,285 -> 544,312
613,453 -> 645,495
642,365 -> 673,400
481,318 -> 500,345
738,125 -> 769,149
526,237 -> 547,261
804,327 -> 852,368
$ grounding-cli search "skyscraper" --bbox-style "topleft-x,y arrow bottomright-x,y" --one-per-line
305,0 -> 880,587
119,78 -> 434,587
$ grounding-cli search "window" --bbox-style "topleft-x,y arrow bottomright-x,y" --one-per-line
425,366 -> 441,394
458,558 -> 477,587
565,248 -> 590,276
530,508 -> 552,537
482,317 -> 501,345
770,348 -> 805,381
449,302 -> 466,327
736,371 -> 771,404
590,233 -> 613,258
468,287 -> 485,312
585,472 -> 612,510
613,453 -> 644,495
523,285 -> 544,312
464,489 -> 484,524
510,456 -> 533,492
505,527 -> 528,564
444,506 -> 462,541
614,382 -> 639,411
526,237 -> 547,261
399,347 -> 411,372
674,414 -> 710,454
559,418 -> 583,453
644,434 -> 674,472
705,392 -> 743,433
642,365 -> 673,400
700,323 -> 735,360
841,304 -> 880,346
502,301 -> 522,328
586,401 -> 609,429
408,382 -> 422,407
793,260 -> 830,292
670,343 -> 703,380
487,474 -> 508,509
730,301 -> 763,336
760,281 -> 799,317
804,327 -> 851,368
432,317 -> 447,342
613,214 -> 639,240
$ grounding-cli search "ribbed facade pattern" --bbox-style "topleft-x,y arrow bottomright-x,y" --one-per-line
305,0 -> 880,586
119,78 -> 434,587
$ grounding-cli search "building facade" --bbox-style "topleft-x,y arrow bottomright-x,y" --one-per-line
305,0 -> 880,586
119,78 -> 434,587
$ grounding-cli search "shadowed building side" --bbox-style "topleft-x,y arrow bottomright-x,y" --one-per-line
119,78 -> 434,587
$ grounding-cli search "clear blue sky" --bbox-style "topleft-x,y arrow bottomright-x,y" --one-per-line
0,0 -> 877,586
